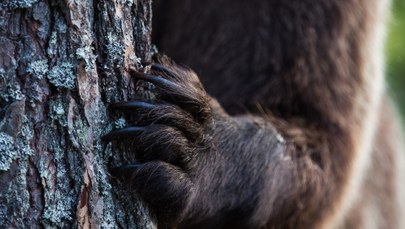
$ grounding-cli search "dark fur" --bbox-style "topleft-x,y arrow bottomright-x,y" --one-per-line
105,0 -> 404,228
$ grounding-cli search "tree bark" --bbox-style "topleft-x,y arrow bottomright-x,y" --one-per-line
0,0 -> 155,228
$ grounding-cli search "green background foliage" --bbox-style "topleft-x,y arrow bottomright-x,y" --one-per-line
388,0 -> 405,117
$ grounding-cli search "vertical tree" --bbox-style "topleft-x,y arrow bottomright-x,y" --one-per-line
0,0 -> 155,227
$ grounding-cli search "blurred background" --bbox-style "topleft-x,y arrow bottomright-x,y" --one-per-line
388,0 -> 405,119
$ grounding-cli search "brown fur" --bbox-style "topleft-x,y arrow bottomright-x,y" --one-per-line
106,0 -> 405,228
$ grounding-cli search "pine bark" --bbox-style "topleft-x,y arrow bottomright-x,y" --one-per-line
0,0 -> 155,228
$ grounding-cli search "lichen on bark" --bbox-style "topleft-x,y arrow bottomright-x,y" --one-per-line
0,0 -> 155,228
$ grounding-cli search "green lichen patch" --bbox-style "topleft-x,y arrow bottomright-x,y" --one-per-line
48,62 -> 76,89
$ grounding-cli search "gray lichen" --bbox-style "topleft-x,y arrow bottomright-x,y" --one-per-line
36,154 -> 52,190
0,82 -> 25,102
50,98 -> 68,127
120,0 -> 134,7
114,118 -> 127,129
0,68 -> 5,78
0,160 -> 31,226
18,115 -> 34,155
93,157 -> 119,228
27,59 -> 49,80
53,102 -> 65,115
71,116 -> 87,148
41,138 -> 77,227
0,132 -> 18,171
76,46 -> 97,72
101,195 -> 118,229
10,84 -> 24,101
48,62 -> 76,89
46,15 -> 67,59
0,0 -> 39,10
0,159 -> 31,226
47,32 -> 58,57
0,118 -> 33,171
14,160 -> 30,221
106,32 -> 125,64
42,190 -> 74,226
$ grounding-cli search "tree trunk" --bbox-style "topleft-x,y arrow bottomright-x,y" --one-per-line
0,0 -> 155,228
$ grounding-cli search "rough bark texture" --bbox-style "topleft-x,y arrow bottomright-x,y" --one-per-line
0,0 -> 155,228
